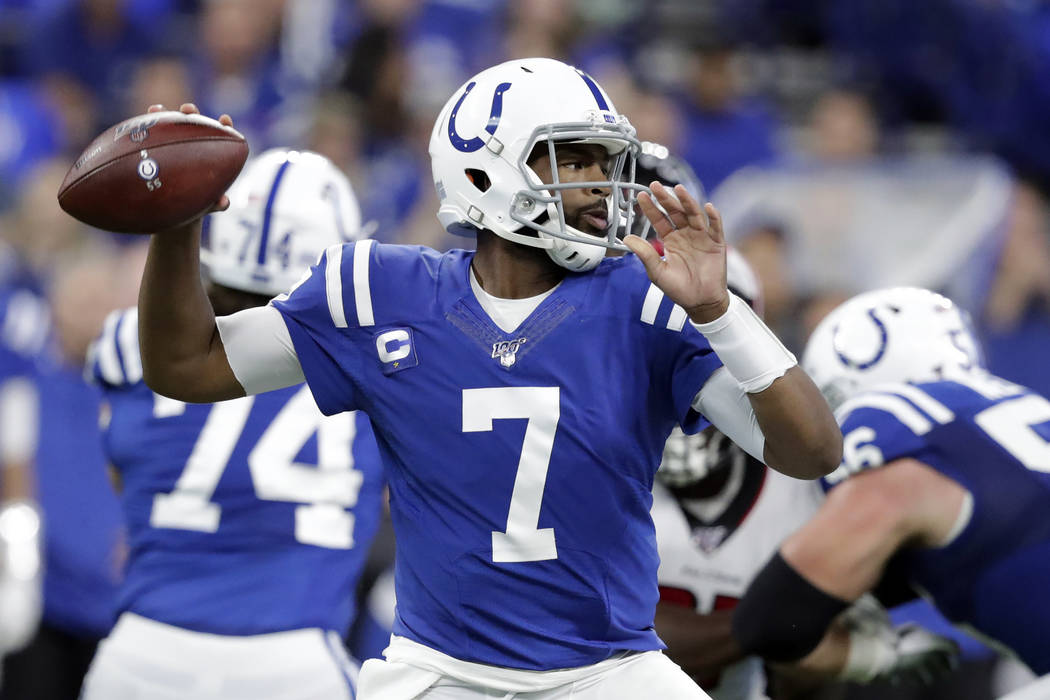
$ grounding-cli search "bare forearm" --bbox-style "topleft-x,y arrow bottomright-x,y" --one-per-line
138,224 -> 242,401
752,367 -> 842,479
689,292 -> 841,480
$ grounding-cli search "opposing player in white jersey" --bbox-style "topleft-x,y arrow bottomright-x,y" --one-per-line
80,150 -> 385,700
131,58 -> 842,699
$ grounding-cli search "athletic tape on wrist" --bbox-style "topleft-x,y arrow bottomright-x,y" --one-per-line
690,293 -> 796,393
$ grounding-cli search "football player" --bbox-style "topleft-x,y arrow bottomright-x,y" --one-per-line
653,252 -> 957,698
79,150 -> 386,700
132,58 -> 841,699
733,287 -> 1050,677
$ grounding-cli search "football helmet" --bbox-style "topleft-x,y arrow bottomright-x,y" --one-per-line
430,57 -> 646,272
626,141 -> 706,241
726,246 -> 762,316
659,426 -> 748,487
802,287 -> 985,410
202,149 -> 362,296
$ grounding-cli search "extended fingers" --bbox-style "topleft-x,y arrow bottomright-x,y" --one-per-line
650,182 -> 690,231
152,103 -> 234,129
637,191 -> 677,238
669,184 -> 719,233
704,202 -> 725,243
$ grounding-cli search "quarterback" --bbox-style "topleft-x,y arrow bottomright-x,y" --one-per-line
134,59 -> 840,698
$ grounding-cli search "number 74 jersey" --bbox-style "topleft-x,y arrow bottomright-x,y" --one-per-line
827,374 -> 1050,672
88,308 -> 386,637
270,241 -> 724,670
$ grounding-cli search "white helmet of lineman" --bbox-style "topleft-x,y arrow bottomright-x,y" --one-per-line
202,148 -> 362,296
430,57 -> 647,272
658,248 -> 763,487
802,287 -> 985,410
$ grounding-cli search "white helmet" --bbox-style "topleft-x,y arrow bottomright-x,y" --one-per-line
429,57 -> 646,272
202,149 -> 362,296
726,247 -> 762,316
802,287 -> 985,410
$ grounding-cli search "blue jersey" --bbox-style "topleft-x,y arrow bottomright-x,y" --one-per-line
36,357 -> 123,638
271,241 -> 723,670
89,308 -> 385,637
825,375 -> 1050,673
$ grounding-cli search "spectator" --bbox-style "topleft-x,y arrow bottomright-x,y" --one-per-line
677,42 -> 779,192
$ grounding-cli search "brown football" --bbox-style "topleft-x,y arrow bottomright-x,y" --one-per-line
57,111 -> 249,234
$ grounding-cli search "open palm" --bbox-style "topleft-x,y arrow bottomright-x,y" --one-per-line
624,182 -> 729,323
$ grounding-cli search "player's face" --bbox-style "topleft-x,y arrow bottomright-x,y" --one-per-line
528,143 -> 612,235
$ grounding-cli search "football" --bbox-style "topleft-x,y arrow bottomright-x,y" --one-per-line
57,111 -> 249,234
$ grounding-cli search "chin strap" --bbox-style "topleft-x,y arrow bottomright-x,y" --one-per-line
543,235 -> 605,272
539,202 -> 607,272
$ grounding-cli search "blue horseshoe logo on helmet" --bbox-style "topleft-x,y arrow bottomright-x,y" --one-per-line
833,308 -> 889,370
448,81 -> 512,153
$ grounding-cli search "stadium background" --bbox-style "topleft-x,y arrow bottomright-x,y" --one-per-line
0,0 -> 1047,698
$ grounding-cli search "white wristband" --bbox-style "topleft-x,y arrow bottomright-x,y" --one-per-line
690,293 -> 796,394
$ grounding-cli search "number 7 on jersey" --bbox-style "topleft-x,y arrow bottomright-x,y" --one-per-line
463,387 -> 560,563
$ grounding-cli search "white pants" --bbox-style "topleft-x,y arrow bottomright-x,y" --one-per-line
80,613 -> 358,700
359,636 -> 710,700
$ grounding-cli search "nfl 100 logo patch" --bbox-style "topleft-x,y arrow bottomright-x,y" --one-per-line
491,337 -> 527,368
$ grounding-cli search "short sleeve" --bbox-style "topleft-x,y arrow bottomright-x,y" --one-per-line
630,273 -> 724,434
821,389 -> 934,491
86,307 -> 142,388
270,241 -> 375,415
669,325 -> 724,433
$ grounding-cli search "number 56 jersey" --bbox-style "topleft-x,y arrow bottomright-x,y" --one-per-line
826,374 -> 1050,673
270,241 -> 724,670
88,308 -> 386,637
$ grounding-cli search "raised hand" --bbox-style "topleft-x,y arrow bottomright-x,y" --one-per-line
623,181 -> 729,323
146,103 -> 234,215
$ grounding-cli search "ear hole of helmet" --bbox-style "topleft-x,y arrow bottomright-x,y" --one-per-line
465,169 -> 491,192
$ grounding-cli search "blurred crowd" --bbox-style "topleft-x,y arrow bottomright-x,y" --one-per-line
0,0 -> 1049,699
0,0 -> 1047,385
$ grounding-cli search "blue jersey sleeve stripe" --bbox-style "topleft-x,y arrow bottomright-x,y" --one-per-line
95,310 -> 126,385
884,383 -> 955,424
835,392 -> 935,435
117,308 -> 143,384
324,244 -> 348,328
666,305 -> 688,332
352,240 -> 376,327
640,284 -> 663,325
